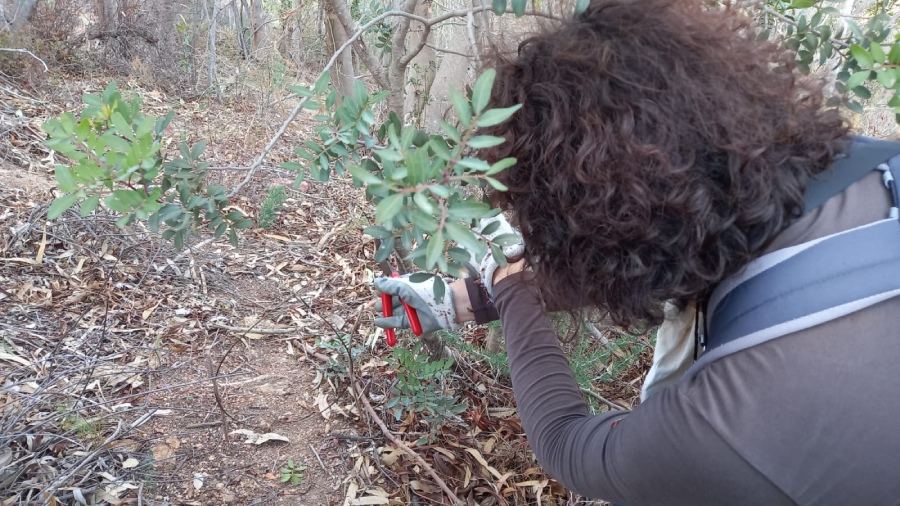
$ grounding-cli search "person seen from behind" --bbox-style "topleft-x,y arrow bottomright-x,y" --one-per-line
373,0 -> 900,504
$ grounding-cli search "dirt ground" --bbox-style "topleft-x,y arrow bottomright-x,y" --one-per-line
0,75 -> 638,506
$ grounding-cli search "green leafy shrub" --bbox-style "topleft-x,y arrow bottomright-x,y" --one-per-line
386,342 -> 468,443
42,82 -> 252,249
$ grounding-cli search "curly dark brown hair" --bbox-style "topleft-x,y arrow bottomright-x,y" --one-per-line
482,0 -> 850,329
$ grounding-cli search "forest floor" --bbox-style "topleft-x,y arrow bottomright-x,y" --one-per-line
0,71 -> 649,506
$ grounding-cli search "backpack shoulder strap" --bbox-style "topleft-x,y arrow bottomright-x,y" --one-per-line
686,139 -> 900,378
803,137 -> 900,214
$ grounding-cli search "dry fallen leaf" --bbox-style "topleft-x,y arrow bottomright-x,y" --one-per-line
121,458 -> 139,469
229,429 -> 290,445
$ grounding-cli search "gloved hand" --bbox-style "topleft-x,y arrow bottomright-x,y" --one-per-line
463,214 -> 525,300
373,274 -> 460,333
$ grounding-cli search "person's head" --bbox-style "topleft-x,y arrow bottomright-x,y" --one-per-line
482,0 -> 849,329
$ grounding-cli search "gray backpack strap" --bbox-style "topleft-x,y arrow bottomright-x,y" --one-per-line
803,137 -> 900,214
685,146 -> 900,379
686,218 -> 900,379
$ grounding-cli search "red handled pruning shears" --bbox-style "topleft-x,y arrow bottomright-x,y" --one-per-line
381,272 -> 423,346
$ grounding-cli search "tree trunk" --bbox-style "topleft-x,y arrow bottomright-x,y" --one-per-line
238,0 -> 249,59
402,0 -> 436,125
290,0 -> 303,65
424,19 -> 473,131
8,0 -> 37,32
208,0 -> 220,96
97,0 -> 120,57
251,0 -> 266,55
324,1 -> 354,99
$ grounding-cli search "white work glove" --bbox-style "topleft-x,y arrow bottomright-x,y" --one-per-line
462,214 -> 525,300
373,274 -> 460,333
640,301 -> 697,401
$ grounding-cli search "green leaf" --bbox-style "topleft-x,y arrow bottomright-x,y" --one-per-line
190,140 -> 207,160
80,194 -> 101,217
376,148 -> 403,163
491,233 -> 520,247
47,194 -> 79,219
877,69 -> 897,88
374,238 -> 394,262
850,44 -> 874,68
447,199 -> 491,219
481,220 -> 501,236
487,157 -> 516,176
425,231 -> 443,272
409,272 -> 432,283
450,90 -> 472,127
467,135 -> 506,149
229,229 -> 239,247
490,243 -> 508,267
433,275 -> 446,302
510,0 -> 526,16
413,191 -> 434,214
105,189 -> 145,212
110,112 -> 134,140
314,71 -> 331,94
348,164 -> 382,185
476,105 -> 522,128
456,157 -> 490,171
375,193 -> 405,225
851,86 -> 872,100
870,43 -> 886,64
790,0 -> 815,8
289,85 -> 314,97
430,138 -> 452,161
54,166 -> 78,192
472,69 -> 496,114
439,121 -> 461,143
845,70 -> 870,90
888,43 -> 900,65
575,0 -> 590,14
888,92 -> 900,108
363,225 -> 392,239
491,0 -> 507,15
486,177 -> 508,191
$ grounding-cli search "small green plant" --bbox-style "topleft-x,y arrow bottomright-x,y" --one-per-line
279,459 -> 306,485
385,342 -> 468,443
441,325 -> 510,378
55,405 -> 103,440
257,185 -> 287,229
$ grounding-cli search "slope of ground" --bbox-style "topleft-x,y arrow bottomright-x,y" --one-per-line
0,73 -> 644,506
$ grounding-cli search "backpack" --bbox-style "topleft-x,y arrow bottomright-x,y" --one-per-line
686,136 -> 900,378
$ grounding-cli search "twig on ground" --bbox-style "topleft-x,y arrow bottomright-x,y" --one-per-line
330,432 -> 383,442
309,443 -> 332,477
211,324 -> 297,335
353,381 -> 462,506
581,387 -> 627,411
0,48 -> 49,71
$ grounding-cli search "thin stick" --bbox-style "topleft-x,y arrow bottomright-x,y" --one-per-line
226,5 -> 562,199
354,381 -> 462,506
309,443 -> 332,477
581,387 -> 627,411
211,324 -> 297,335
0,48 -> 49,71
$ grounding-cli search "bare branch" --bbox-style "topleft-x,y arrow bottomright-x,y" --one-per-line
425,42 -> 471,58
0,48 -> 48,72
227,4 -> 562,198
329,0 -> 389,89
466,10 -> 481,66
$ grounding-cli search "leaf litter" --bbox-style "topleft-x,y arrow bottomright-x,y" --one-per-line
0,74 -> 647,505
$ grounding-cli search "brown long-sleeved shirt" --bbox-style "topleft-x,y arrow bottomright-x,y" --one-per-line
493,171 -> 900,505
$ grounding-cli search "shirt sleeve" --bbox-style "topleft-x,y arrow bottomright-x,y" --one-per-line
491,273 -> 789,504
